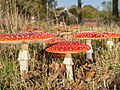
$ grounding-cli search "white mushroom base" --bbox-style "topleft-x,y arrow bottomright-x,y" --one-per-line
65,65 -> 74,80
19,60 -> 28,80
107,40 -> 114,50
86,40 -> 93,60
18,44 -> 30,81
63,53 -> 74,80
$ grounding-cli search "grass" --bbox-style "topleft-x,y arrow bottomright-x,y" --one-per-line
0,24 -> 120,90
0,0 -> 119,89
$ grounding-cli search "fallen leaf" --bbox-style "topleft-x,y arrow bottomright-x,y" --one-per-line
49,61 -> 55,69
72,81 -> 84,90
54,62 -> 60,73
102,69 -> 110,80
78,81 -> 84,90
71,80 -> 84,90
85,70 -> 96,82
49,61 -> 65,74
82,63 -> 91,70
59,63 -> 66,71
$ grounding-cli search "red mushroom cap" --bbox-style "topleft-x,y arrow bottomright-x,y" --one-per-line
44,37 -> 67,44
0,32 -> 54,44
69,25 -> 79,29
103,32 -> 120,38
70,31 -> 108,39
45,41 -> 91,53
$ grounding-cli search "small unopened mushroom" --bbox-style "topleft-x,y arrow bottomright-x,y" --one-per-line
70,31 -> 108,60
0,32 -> 54,81
45,41 -> 90,80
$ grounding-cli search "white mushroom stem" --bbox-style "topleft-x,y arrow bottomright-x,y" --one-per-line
86,39 -> 93,60
107,39 -> 114,50
63,53 -> 74,80
18,44 -> 30,81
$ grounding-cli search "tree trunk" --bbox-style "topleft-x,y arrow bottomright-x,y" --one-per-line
78,0 -> 82,24
112,0 -> 119,22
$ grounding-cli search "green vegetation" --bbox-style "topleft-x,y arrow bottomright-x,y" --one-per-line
0,0 -> 120,90
0,24 -> 120,90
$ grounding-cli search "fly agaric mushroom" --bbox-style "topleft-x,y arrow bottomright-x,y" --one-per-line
71,31 -> 108,39
0,32 -> 54,44
44,37 -> 67,44
0,32 -> 54,81
43,37 -> 67,48
103,32 -> 120,49
44,37 -> 67,58
67,25 -> 80,33
45,41 -> 91,80
70,31 -> 108,60
103,32 -> 120,38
